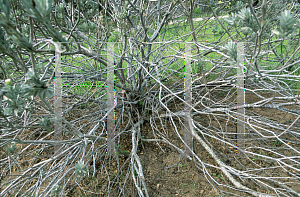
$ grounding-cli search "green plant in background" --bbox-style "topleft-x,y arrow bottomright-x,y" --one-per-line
272,10 -> 298,38
272,138 -> 283,146
75,160 -> 87,179
51,185 -> 62,197
0,0 -> 10,22
78,22 -> 98,34
36,115 -> 54,132
178,163 -> 187,170
0,26 -> 9,52
224,41 -> 237,62
21,0 -> 67,44
212,24 -> 224,36
272,9 -> 299,68
224,5 -> 260,41
6,143 -> 17,155
212,25 -> 219,36
78,103 -> 87,109
1,82 -> 26,116
35,148 -> 40,155
236,7 -> 259,34
22,68 -> 53,100
116,144 -> 130,156
133,169 -> 138,176
123,150 -> 129,155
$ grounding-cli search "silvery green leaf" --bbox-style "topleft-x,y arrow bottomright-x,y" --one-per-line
21,0 -> 35,8
38,89 -> 46,100
21,36 -> 29,43
1,5 -> 8,17
0,0 -> 10,20
35,0 -> 54,19
0,13 -> 7,25
237,8 -> 251,22
7,144 -> 17,154
275,10 -> 297,38
14,108 -> 19,116
25,10 -> 39,19
75,161 -> 87,177
272,29 -> 280,35
11,34 -> 33,51
25,68 -> 36,81
224,41 -> 237,62
4,108 -> 12,115
45,87 -> 53,98
224,13 -> 237,26
241,27 -> 251,35
236,1 -> 243,10
51,185 -> 61,196
21,0 -> 41,19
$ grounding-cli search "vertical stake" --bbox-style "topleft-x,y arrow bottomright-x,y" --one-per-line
184,42 -> 193,158
236,42 -> 245,156
107,42 -> 115,157
54,42 -> 62,155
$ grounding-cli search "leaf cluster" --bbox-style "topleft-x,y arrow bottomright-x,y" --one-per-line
1,83 -> 26,116
224,41 -> 237,62
1,68 -> 53,116
36,115 -> 54,131
272,10 -> 299,38
75,160 -> 87,178
21,0 -> 53,20
225,7 -> 259,36
22,68 -> 53,99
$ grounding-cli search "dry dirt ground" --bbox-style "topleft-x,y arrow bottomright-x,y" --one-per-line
63,89 -> 300,196
1,87 -> 300,197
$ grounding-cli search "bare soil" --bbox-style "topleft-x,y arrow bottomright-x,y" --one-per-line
1,88 -> 299,197
67,89 -> 300,196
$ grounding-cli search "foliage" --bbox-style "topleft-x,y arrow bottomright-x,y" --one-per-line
36,115 -> 54,131
1,82 -> 26,116
225,7 -> 259,37
0,67 -> 53,117
224,41 -> 237,62
75,160 -> 87,178
51,185 -> 62,197
0,0 -> 10,21
272,10 -> 298,38
6,143 -> 17,155
22,68 -> 53,100
21,0 -> 53,20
